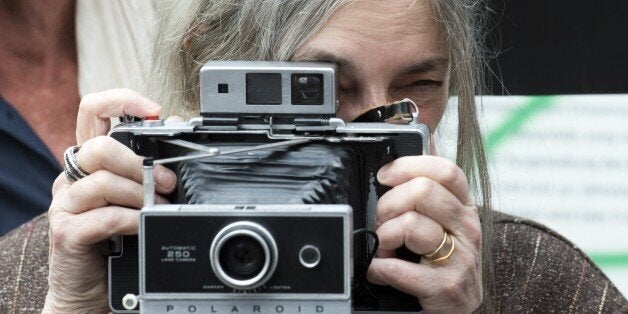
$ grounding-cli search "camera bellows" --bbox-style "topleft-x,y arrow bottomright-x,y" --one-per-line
178,143 -> 359,205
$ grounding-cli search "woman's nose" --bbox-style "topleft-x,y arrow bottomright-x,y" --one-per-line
359,89 -> 390,109
340,88 -> 391,121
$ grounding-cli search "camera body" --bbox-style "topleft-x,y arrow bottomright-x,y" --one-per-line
108,61 -> 430,313
138,205 -> 352,314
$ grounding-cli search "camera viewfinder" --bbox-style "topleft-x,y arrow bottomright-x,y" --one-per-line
292,74 -> 324,106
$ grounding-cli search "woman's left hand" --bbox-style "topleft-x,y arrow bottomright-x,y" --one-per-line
366,155 -> 483,313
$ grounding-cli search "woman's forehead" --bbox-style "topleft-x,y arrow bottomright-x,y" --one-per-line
294,0 -> 447,77
323,0 -> 436,39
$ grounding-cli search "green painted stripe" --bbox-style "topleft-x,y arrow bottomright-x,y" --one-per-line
484,96 -> 557,154
589,252 -> 628,268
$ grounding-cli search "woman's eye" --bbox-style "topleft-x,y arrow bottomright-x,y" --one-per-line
338,80 -> 358,102
413,80 -> 441,89
339,84 -> 352,93
338,78 -> 354,92
388,79 -> 443,103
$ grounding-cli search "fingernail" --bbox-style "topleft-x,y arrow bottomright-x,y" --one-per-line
377,163 -> 391,182
154,166 -> 177,191
155,194 -> 170,205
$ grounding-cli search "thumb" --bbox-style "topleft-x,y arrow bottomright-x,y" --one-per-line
77,89 -> 161,145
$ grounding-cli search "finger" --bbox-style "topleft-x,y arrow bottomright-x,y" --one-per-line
367,250 -> 482,307
376,176 -> 483,252
376,211 -> 445,256
367,257 -> 438,298
77,89 -> 161,144
51,173 -> 71,195
53,170 -> 169,215
377,156 -> 471,205
376,177 -> 472,235
67,206 -> 140,246
165,115 -> 185,122
76,136 -> 177,194
368,248 -> 481,309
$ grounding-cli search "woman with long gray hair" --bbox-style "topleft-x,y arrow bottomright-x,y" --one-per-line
0,0 -> 625,313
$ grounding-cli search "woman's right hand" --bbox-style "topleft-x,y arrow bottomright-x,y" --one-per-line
43,89 -> 178,313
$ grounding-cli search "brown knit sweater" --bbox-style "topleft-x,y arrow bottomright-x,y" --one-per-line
1,212 -> 626,313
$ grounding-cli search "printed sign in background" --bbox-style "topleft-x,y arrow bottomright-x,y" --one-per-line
437,95 -> 628,296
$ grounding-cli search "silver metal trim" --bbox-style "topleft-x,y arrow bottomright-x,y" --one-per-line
139,299 -> 351,313
142,119 -> 165,127
200,61 -> 338,115
110,117 -> 430,157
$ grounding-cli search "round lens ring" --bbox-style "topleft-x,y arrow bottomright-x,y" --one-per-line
210,221 -> 278,290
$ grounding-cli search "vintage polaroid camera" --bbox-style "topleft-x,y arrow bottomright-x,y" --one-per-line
108,61 -> 430,313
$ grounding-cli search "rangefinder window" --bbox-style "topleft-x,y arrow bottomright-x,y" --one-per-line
246,73 -> 282,105
292,73 -> 324,106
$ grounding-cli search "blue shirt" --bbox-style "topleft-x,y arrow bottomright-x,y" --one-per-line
0,96 -> 60,236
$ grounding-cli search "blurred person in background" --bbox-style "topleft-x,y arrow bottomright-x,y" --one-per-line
0,0 -> 152,235
0,0 -> 77,235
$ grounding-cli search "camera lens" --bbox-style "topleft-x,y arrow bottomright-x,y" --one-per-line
219,235 -> 265,280
210,221 -> 278,290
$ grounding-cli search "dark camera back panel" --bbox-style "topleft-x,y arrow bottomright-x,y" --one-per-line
144,215 -> 345,293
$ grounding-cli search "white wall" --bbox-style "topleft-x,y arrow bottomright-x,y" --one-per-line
437,95 -> 628,296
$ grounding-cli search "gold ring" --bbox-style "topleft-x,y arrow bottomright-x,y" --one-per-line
424,231 -> 448,259
428,235 -> 455,264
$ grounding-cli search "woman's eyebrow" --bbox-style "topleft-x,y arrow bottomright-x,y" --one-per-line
293,49 -> 357,74
294,49 -> 449,76
401,57 -> 450,75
